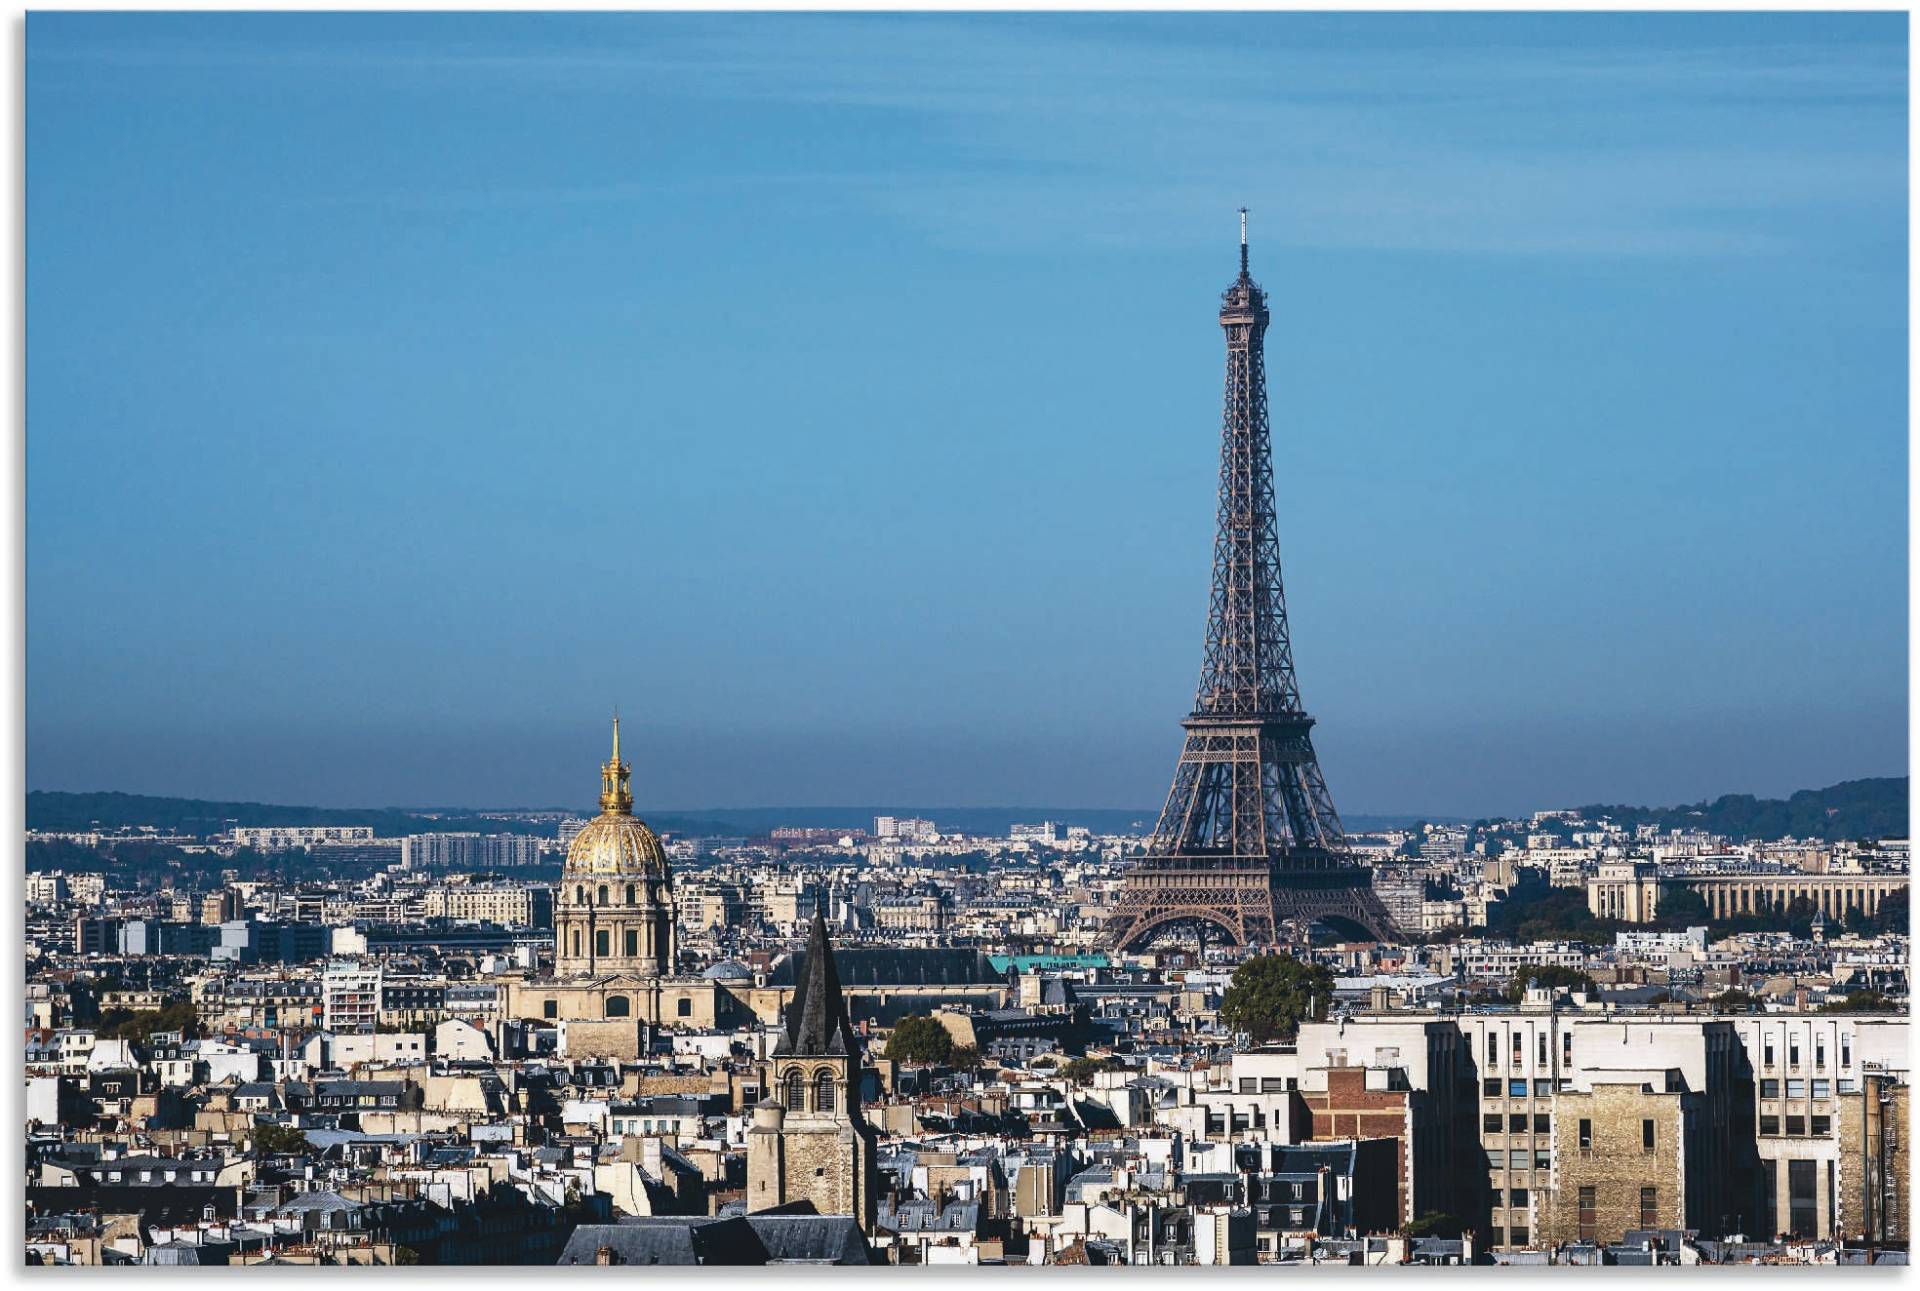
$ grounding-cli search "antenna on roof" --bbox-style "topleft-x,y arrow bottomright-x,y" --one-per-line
1238,207 -> 1249,277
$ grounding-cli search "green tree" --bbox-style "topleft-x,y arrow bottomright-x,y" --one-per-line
884,1014 -> 956,1065
1219,956 -> 1335,1045
1406,1213 -> 1465,1239
1507,964 -> 1596,1003
1709,989 -> 1758,1011
1872,890 -> 1908,936
1821,991 -> 1896,1013
1059,1056 -> 1123,1085
1654,886 -> 1710,931
250,1123 -> 309,1156
95,1000 -> 198,1042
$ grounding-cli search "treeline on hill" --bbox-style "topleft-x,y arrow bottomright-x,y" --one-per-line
26,790 -> 564,837
1565,777 -> 1907,844
30,790 -> 798,840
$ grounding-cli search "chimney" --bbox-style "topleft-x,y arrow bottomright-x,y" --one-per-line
1369,985 -> 1390,1013
595,1245 -> 618,1266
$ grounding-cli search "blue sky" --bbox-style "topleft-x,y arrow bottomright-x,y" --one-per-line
26,12 -> 1908,817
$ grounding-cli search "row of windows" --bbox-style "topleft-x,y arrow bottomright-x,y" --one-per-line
1235,1077 -> 1294,1094
574,883 -> 653,905
1576,1118 -> 1657,1152
783,1068 -> 839,1112
1577,1185 -> 1658,1238
538,996 -> 694,1019
1761,1034 -> 1848,1071
1760,1078 -> 1834,1100
1484,1078 -> 1559,1098
568,928 -> 652,958
1491,1150 -> 1553,1171
1760,1114 -> 1832,1137
1485,1113 -> 1552,1134
1485,1031 -> 1573,1068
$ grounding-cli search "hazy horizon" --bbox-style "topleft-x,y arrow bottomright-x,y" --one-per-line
27,12 -> 1908,820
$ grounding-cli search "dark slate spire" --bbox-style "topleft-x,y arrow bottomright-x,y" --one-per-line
775,901 -> 858,1058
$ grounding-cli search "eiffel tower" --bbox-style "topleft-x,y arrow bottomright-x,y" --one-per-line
1104,212 -> 1398,952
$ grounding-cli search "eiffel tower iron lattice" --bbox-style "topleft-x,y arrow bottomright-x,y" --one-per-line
1104,213 -> 1399,952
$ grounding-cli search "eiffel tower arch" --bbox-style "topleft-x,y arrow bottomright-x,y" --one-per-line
1105,213 -> 1399,954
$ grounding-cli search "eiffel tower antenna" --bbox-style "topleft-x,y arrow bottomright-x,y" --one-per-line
1103,217 -> 1398,953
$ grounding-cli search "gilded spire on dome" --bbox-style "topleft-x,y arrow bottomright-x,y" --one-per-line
599,711 -> 633,815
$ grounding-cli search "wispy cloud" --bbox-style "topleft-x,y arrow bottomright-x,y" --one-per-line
30,14 -> 1906,259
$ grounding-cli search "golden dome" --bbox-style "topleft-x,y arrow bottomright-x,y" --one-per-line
562,716 -> 670,879
564,812 -> 669,878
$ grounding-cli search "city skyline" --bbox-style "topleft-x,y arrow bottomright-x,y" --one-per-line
27,12 -> 1908,818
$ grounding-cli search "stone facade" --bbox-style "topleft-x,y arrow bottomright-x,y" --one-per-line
1837,1074 -> 1908,1246
1542,1080 -> 1688,1246
745,909 -> 881,1233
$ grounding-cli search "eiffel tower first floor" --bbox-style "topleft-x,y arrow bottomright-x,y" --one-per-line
1102,856 -> 1401,952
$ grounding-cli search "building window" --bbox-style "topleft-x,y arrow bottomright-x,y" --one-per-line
1786,1115 -> 1806,1136
1578,1119 -> 1592,1150
605,995 -> 630,1018
1578,1187 -> 1597,1242
543,999 -> 557,1019
595,930 -> 611,957
1788,1160 -> 1816,1239
1534,1150 -> 1551,1171
1764,1039 -> 1775,1068
625,930 -> 639,956
1640,1187 -> 1658,1228
1815,1040 -> 1825,1070
1508,1079 -> 1528,1097
571,930 -> 581,957
1642,1120 -> 1655,1153
1811,1079 -> 1830,1100
1487,1035 -> 1498,1064
1260,1077 -> 1285,1093
1508,1149 -> 1529,1170
784,1070 -> 805,1111
1760,1115 -> 1780,1136
1538,1034 -> 1548,1066
1841,1037 -> 1851,1068
1509,1113 -> 1527,1133
1484,1113 -> 1503,1134
1563,1032 -> 1573,1065
1483,1078 -> 1501,1097
1811,1115 -> 1831,1136
1533,1113 -> 1550,1134
815,1070 -> 837,1112
1761,1079 -> 1780,1099
576,885 -> 585,903
1534,1079 -> 1552,1096
1239,1078 -> 1256,1093
627,883 -> 637,905
1511,1187 -> 1529,1208
1789,1038 -> 1800,1068
1787,1079 -> 1806,1099
1512,1032 -> 1523,1059
677,998 -> 692,1018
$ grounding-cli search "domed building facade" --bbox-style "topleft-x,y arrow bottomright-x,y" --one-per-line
554,718 -> 676,978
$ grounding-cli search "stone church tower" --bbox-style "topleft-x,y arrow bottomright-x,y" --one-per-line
746,904 -> 881,1232
554,717 -> 676,978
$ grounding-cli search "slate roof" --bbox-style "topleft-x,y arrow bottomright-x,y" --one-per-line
774,908 -> 859,1059
557,1215 -> 872,1266
767,947 -> 1001,989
